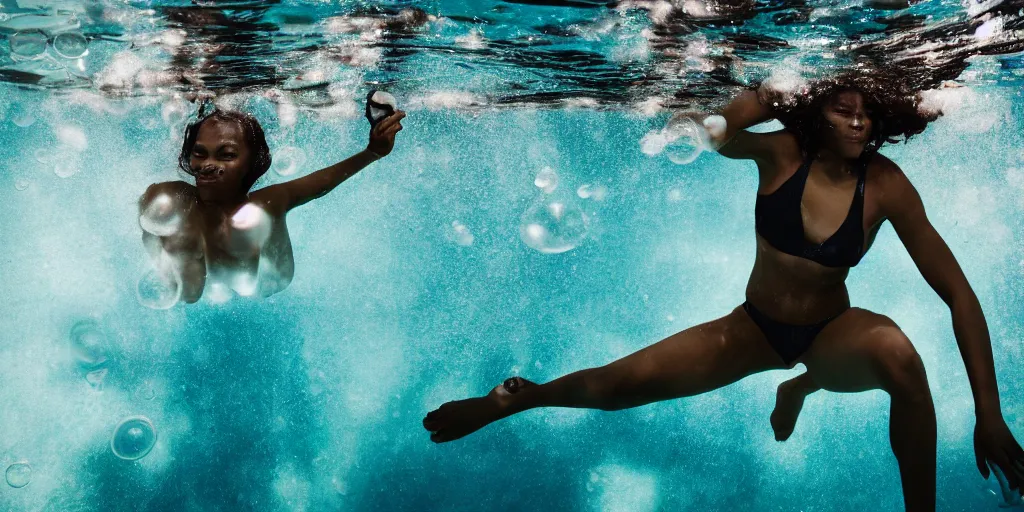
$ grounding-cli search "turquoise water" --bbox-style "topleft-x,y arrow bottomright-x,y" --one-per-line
2,1 -> 1024,511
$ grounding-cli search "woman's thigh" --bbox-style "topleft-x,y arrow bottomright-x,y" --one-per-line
800,307 -> 928,394
597,305 -> 789,404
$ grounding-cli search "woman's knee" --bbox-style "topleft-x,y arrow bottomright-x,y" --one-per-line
872,327 -> 930,400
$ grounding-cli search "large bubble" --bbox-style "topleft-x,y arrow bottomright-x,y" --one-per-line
139,193 -> 183,237
137,267 -> 182,310
5,462 -> 31,488
520,192 -> 589,254
663,116 -> 709,165
52,31 -> 88,59
69,319 -> 108,369
111,416 -> 157,461
9,30 -> 47,59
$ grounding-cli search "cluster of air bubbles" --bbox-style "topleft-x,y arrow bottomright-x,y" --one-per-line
520,167 -> 589,254
5,462 -> 31,488
70,319 -> 111,390
111,416 -> 157,461
272,146 -> 307,177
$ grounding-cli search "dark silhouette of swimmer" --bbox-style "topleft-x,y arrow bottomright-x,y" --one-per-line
423,74 -> 1024,511
138,103 -> 405,303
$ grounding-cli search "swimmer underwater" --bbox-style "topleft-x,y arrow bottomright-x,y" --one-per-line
138,96 -> 406,303
423,73 -> 1024,512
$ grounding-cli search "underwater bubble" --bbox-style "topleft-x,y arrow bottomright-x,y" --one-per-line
9,30 -> 47,59
5,462 -> 31,488
534,166 -> 558,193
139,193 -> 183,237
54,157 -> 81,178
664,117 -> 708,165
447,220 -> 474,246
272,146 -> 306,177
52,31 -> 88,59
12,108 -> 36,128
577,184 -> 608,201
137,268 -> 182,310
34,148 -> 53,163
519,195 -> 589,254
0,13 -> 9,23
14,179 -> 29,191
69,319 -> 108,369
111,416 -> 157,461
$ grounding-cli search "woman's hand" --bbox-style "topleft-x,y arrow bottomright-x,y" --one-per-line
975,414 -> 1024,497
367,111 -> 406,158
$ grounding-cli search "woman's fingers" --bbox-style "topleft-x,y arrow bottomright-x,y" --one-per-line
374,111 -> 406,134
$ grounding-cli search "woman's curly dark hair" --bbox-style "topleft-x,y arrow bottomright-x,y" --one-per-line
178,105 -> 272,192
759,68 -> 940,161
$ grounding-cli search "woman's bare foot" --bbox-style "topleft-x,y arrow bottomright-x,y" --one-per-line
423,377 -> 536,443
770,377 -> 809,441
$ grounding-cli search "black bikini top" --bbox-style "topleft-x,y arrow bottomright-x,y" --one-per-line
754,155 -> 867,268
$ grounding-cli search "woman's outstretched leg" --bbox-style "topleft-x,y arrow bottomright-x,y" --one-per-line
423,305 -> 788,443
800,308 -> 937,512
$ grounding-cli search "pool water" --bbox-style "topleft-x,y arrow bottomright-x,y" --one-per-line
1,1 -> 1024,511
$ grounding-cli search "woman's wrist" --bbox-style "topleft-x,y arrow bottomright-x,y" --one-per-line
364,147 -> 384,160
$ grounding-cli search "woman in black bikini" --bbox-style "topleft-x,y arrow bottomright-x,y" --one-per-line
422,74 -> 1024,511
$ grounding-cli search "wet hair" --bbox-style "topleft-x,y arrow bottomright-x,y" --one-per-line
760,69 -> 939,161
177,106 -> 272,192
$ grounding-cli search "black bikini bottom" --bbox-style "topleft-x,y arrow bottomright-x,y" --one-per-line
742,301 -> 846,365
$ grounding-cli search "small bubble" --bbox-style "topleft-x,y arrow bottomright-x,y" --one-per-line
70,319 -> 108,369
14,179 -> 29,191
34,148 -> 53,164
447,220 -> 474,246
111,416 -> 157,461
272,146 -> 307,177
5,462 -> 31,488
12,109 -> 36,128
534,166 -> 558,193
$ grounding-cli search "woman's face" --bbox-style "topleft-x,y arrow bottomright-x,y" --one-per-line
189,118 -> 253,202
820,90 -> 873,159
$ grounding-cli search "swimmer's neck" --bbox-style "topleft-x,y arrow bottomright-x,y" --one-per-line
196,193 -> 249,214
814,148 -> 862,180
